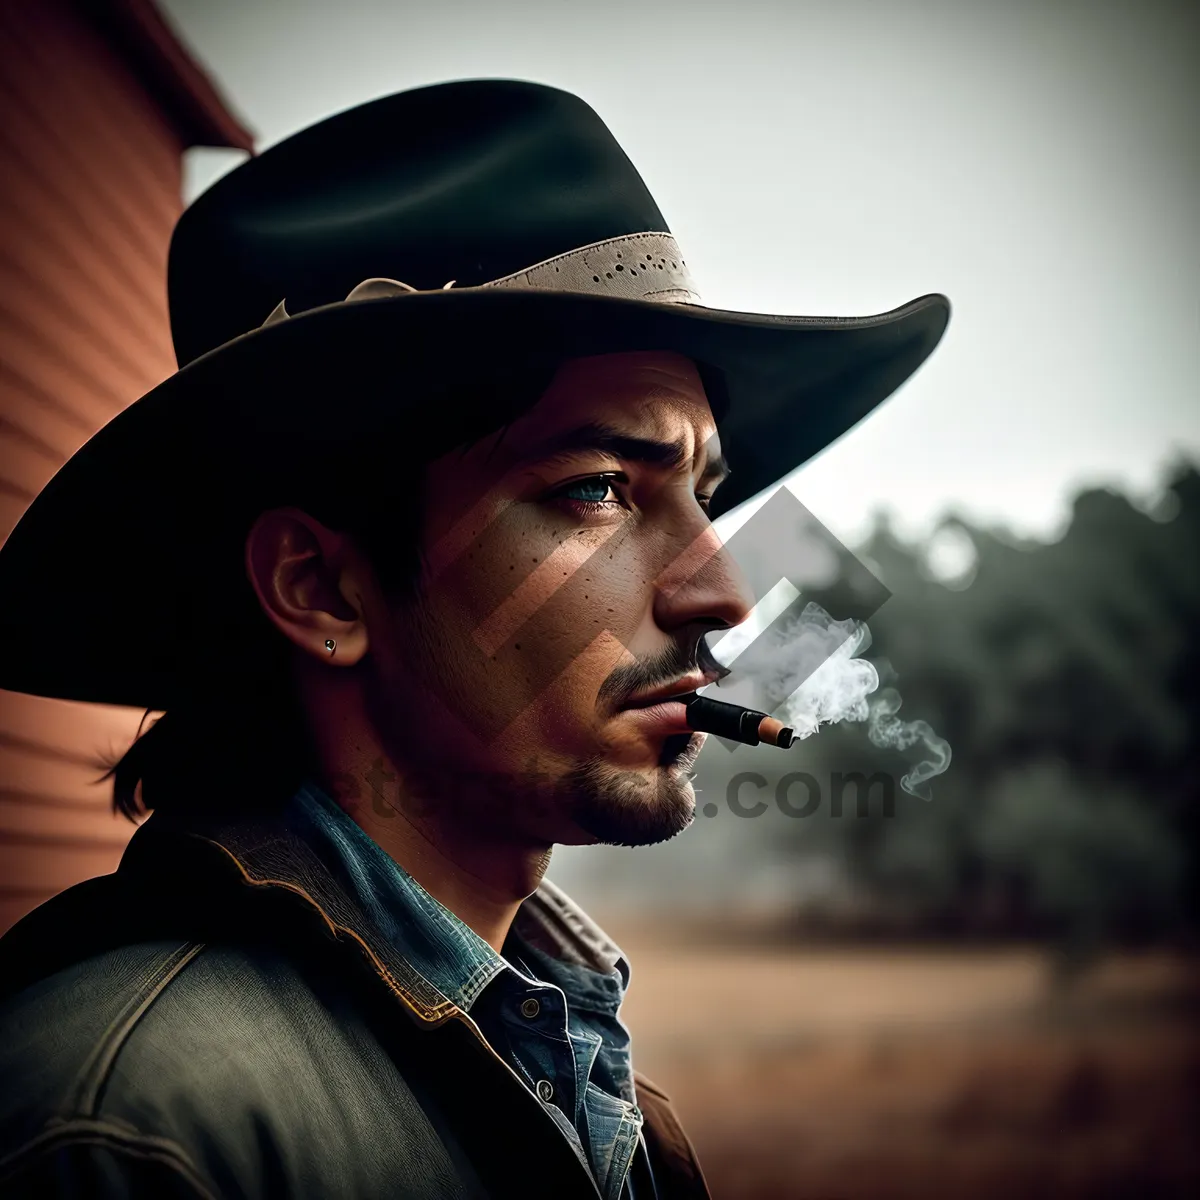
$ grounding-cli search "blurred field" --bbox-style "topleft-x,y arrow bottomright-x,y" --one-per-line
604,926 -> 1200,1200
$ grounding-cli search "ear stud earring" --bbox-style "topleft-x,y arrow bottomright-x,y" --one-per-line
325,639 -> 336,655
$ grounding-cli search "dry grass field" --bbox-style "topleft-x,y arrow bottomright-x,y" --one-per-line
602,926 -> 1200,1200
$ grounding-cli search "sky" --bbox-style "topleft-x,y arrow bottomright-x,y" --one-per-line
160,0 -> 1199,549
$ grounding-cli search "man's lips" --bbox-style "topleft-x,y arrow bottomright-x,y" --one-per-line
614,692 -> 700,734
609,670 -> 720,737
621,670 -> 721,709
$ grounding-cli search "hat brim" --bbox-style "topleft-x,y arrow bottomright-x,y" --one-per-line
0,287 -> 948,709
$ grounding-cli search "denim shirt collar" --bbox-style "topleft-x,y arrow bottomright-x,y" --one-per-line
285,777 -> 631,1016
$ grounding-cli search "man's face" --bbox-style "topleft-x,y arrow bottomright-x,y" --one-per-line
363,350 -> 754,848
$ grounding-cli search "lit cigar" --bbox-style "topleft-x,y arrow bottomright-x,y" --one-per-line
682,693 -> 795,749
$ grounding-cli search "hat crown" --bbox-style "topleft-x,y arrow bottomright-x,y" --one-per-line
168,79 -> 669,367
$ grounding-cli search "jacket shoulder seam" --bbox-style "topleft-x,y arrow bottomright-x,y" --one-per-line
64,940 -> 207,1117
0,1117 -> 217,1198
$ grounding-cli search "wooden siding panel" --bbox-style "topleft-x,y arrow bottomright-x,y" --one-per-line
0,741 -> 124,811
0,0 -> 188,931
0,173 -> 175,343
2,842 -> 125,894
0,13 -> 180,253
0,386 -> 94,465
0,491 -> 27,543
12,3 -> 185,210
0,84 -> 173,312
0,689 -> 151,756
0,325 -> 141,430
0,363 -> 109,473
0,257 -> 164,405
0,792 -> 138,846
0,429 -> 57,499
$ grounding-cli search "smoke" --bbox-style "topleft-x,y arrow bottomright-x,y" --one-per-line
864,687 -> 952,801
711,599 -> 952,800
759,605 -> 878,737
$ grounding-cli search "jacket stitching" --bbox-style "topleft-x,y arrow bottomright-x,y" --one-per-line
0,1118 -> 217,1198
198,837 -> 462,1024
63,941 -> 206,1118
457,957 -> 506,1007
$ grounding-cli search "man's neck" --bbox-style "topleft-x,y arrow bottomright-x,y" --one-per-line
317,766 -> 552,954
298,667 -> 553,953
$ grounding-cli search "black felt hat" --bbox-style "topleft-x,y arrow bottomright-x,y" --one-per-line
0,79 -> 949,710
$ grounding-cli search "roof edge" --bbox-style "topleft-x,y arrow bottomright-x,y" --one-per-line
72,0 -> 255,152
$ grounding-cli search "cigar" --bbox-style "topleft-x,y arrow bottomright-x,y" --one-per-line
682,693 -> 795,749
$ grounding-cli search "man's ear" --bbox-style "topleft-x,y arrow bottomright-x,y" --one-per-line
243,507 -> 371,666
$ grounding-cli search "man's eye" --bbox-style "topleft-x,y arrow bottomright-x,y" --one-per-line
560,475 -> 620,503
552,473 -> 628,511
550,474 -> 715,516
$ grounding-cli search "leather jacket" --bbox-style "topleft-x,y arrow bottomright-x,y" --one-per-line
0,803 -> 710,1199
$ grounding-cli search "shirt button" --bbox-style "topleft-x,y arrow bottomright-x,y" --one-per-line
536,1079 -> 554,1103
520,997 -> 541,1019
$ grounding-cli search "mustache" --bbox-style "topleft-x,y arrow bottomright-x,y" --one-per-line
596,634 -> 733,712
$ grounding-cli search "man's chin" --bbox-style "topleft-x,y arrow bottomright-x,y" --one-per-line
561,749 -> 701,848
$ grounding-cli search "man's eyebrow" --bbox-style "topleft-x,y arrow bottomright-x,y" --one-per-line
527,420 -> 732,485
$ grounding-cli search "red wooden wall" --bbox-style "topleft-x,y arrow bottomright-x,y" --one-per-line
0,0 -> 251,932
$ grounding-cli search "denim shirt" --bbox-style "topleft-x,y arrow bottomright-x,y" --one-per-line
285,779 -> 651,1200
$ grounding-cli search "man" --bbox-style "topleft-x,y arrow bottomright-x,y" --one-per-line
0,80 -> 948,1198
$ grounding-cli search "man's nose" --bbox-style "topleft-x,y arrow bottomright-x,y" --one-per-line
651,519 -> 756,634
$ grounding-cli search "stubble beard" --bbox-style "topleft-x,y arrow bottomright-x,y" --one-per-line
558,731 -> 706,847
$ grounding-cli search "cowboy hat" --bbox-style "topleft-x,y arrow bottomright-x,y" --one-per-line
0,79 -> 948,711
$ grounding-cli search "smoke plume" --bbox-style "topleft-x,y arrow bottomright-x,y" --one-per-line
710,599 -> 952,800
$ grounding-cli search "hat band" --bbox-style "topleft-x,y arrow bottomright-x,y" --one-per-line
260,231 -> 701,329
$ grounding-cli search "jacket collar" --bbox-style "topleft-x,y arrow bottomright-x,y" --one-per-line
116,786 -> 631,1031
121,804 -> 454,1024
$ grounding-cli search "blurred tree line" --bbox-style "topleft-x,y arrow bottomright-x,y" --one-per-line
751,460 -> 1198,967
